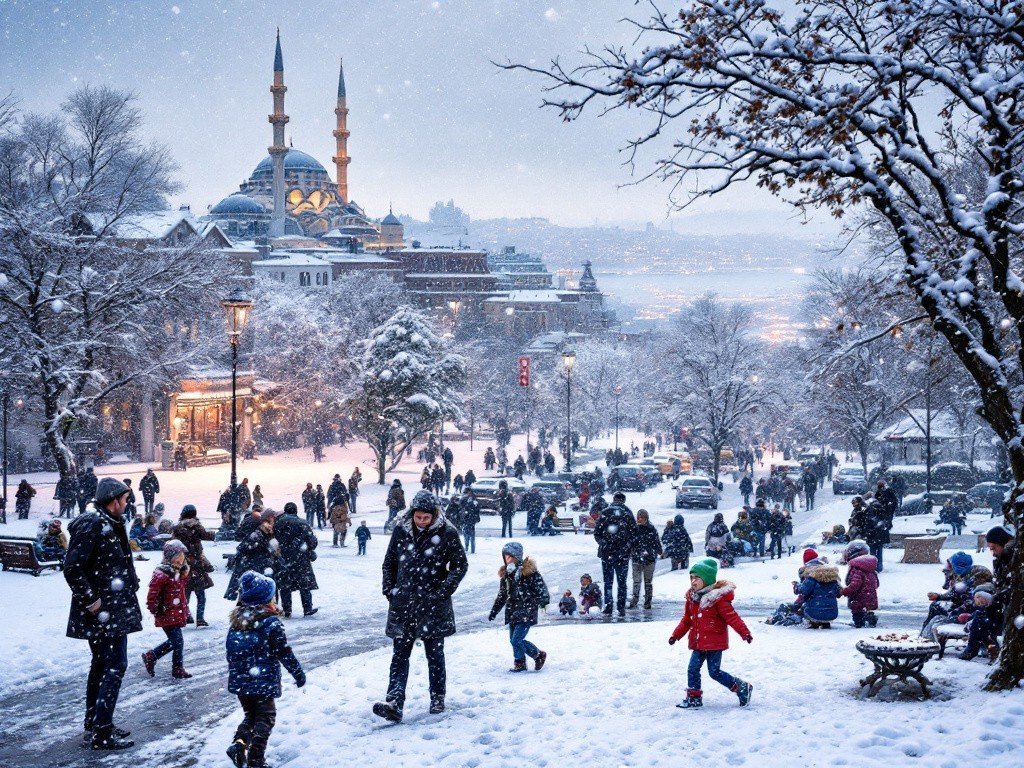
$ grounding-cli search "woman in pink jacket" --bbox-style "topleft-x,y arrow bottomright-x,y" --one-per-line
839,540 -> 879,628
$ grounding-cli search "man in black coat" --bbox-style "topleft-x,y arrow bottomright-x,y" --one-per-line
863,499 -> 892,572
497,481 -> 516,538
460,488 -> 481,554
55,473 -> 79,518
327,474 -> 349,508
301,483 -> 317,527
442,446 -> 454,492
987,525 -> 1017,623
274,502 -> 319,617
77,467 -> 98,516
225,508 -> 279,600
374,491 -> 468,723
749,500 -> 771,557
139,469 -> 160,515
522,487 -> 545,535
594,492 -> 637,617
628,509 -> 663,609
63,477 -> 141,750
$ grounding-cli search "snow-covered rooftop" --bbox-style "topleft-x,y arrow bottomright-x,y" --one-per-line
484,290 -> 569,304
253,254 -> 332,267
876,410 -> 959,442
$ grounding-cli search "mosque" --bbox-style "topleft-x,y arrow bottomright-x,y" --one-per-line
202,32 -> 403,250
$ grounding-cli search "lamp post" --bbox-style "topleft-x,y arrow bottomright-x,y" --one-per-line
1,391 -> 8,524
562,350 -> 576,472
613,384 -> 623,454
222,288 -> 253,516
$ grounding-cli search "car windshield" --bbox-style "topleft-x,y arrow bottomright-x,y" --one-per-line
683,479 -> 710,487
839,469 -> 863,477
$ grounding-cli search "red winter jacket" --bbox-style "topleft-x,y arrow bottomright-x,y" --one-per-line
146,564 -> 190,629
670,581 -> 751,651
840,554 -> 879,613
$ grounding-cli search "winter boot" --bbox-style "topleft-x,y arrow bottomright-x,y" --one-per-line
195,618 -> 209,628
372,700 -> 403,723
866,612 -> 878,628
509,659 -> 528,672
732,679 -> 753,707
186,614 -> 194,625
534,651 -> 547,671
643,599 -> 652,610
602,604 -> 613,616
142,651 -> 156,677
91,726 -> 134,751
171,666 -> 192,679
627,599 -> 639,609
676,690 -> 703,709
429,697 -> 445,714
304,608 -> 319,617
226,739 -> 247,768
83,723 -> 130,742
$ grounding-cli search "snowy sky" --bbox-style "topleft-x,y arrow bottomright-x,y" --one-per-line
0,0 -> 838,233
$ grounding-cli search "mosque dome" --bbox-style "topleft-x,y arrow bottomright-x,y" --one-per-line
251,149 -> 330,181
210,192 -> 267,216
381,211 -> 402,226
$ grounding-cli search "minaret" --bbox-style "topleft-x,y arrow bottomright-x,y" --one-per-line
268,29 -> 289,237
333,58 -> 351,204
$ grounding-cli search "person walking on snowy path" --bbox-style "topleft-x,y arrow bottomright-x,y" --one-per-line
497,481 -> 516,538
139,469 -> 160,515
172,505 -> 215,627
385,479 -> 405,533
142,540 -> 193,679
348,468 -> 361,515
274,503 -> 319,618
225,571 -> 305,768
628,509 -> 663,610
488,541 -> 550,672
63,477 -> 141,750
669,558 -> 753,710
373,491 -> 468,723
594,492 -> 637,617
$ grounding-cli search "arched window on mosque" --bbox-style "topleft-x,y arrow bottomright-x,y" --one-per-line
300,272 -> 311,286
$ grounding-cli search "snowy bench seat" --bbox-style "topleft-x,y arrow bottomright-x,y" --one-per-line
0,540 -> 62,576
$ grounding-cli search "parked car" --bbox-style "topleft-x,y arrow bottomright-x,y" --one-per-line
832,466 -> 868,495
471,477 -> 527,513
931,461 -> 977,493
626,457 -> 663,484
608,465 -> 648,493
529,479 -> 574,506
675,476 -> 720,509
897,492 -> 931,516
966,482 -> 1010,510
652,452 -> 692,475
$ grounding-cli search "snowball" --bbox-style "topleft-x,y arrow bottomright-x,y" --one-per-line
172,598 -> 180,606
430,535 -> 441,545
97,611 -> 110,624
249,666 -> 260,676
110,577 -> 124,592
1015,615 -> 1024,630
544,8 -> 560,22
263,568 -> 274,576
424,548 -> 434,556
0,273 -> 7,287
51,299 -> 65,313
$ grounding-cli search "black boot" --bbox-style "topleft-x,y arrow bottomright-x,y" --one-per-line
372,700 -> 403,723
91,726 -> 134,750
429,696 -> 445,714
227,739 -> 247,768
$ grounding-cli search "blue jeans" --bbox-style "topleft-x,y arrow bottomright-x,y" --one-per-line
187,587 -> 206,622
869,542 -> 884,572
86,635 -> 128,729
602,559 -> 629,611
463,527 -> 476,554
509,623 -> 539,661
752,530 -> 766,557
687,650 -> 736,691
357,540 -> 367,555
152,626 -> 184,667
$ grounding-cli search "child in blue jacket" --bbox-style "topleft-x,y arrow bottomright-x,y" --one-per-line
226,571 -> 305,768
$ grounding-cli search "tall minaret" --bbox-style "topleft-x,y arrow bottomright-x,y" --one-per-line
333,58 -> 351,204
268,29 -> 289,237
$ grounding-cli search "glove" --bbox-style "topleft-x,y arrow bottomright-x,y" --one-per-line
744,635 -> 753,644
668,636 -> 677,645
294,670 -> 306,688
488,614 -> 495,622
958,613 -> 970,623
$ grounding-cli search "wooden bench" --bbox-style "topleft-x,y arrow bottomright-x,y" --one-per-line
935,623 -> 1000,662
553,516 -> 577,534
901,535 -> 947,564
0,539 -> 62,576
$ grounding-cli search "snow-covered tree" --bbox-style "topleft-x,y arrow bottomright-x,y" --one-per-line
655,295 -> 770,481
515,0 -> 1024,689
345,307 -> 467,484
0,86 -> 225,478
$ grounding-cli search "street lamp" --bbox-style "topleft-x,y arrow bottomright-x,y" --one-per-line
222,288 -> 253,515
613,384 -> 623,454
562,350 -> 576,472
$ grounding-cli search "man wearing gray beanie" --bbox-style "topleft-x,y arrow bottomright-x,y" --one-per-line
63,477 -> 142,750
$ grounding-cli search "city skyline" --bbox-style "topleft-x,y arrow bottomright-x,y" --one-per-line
0,0 -> 839,235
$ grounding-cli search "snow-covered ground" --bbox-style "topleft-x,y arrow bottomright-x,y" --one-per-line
2,431 -> 1022,767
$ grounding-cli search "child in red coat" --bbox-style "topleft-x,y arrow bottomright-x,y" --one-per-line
669,557 -> 753,709
142,540 -> 192,679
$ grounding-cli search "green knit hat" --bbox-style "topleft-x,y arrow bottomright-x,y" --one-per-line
690,558 -> 719,587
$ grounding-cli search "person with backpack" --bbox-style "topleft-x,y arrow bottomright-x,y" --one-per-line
663,514 -> 694,570
461,488 -> 481,554
488,541 -> 550,672
225,571 -> 305,768
497,481 -> 516,538
355,521 -> 372,555
594,492 -> 637,617
385,479 -> 405,533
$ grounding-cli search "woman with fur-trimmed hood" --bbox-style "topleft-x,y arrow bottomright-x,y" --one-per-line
488,541 -> 550,672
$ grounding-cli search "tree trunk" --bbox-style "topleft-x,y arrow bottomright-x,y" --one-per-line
376,448 -> 387,485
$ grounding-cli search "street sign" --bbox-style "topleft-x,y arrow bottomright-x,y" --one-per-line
518,356 -> 530,387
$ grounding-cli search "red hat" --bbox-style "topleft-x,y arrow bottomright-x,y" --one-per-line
802,548 -> 818,564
